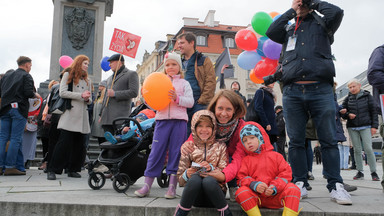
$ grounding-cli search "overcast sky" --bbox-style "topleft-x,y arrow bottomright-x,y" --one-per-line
1,0 -> 383,88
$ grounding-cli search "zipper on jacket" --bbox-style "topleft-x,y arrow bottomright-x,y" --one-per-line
204,143 -> 207,161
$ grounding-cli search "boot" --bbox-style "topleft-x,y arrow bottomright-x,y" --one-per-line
134,176 -> 154,197
173,204 -> 190,216
282,206 -> 300,216
165,174 -> 178,199
245,205 -> 261,216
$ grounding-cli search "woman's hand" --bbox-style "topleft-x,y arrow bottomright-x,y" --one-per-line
202,169 -> 226,182
348,113 -> 356,119
181,141 -> 194,155
81,90 -> 91,101
339,108 -> 347,114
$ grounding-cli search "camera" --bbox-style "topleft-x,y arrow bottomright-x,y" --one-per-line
263,65 -> 282,86
301,0 -> 313,8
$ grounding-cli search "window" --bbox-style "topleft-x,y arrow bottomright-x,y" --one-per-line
225,37 -> 235,48
196,35 -> 207,46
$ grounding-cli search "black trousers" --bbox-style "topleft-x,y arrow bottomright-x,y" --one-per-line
180,174 -> 227,209
48,129 -> 86,174
276,136 -> 287,161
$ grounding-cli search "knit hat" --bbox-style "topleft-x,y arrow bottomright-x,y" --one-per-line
164,52 -> 182,72
240,124 -> 264,153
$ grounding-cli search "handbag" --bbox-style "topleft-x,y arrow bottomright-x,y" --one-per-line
43,113 -> 52,128
51,81 -> 73,114
245,89 -> 264,123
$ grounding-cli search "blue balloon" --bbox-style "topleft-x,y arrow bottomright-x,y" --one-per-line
256,37 -> 268,57
273,14 -> 292,25
237,51 -> 262,70
100,56 -> 111,71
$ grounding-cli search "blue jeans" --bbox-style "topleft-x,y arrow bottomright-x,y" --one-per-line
0,108 -> 27,170
338,144 -> 350,169
283,82 -> 342,191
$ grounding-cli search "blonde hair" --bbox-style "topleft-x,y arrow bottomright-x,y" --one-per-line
347,78 -> 361,87
162,63 -> 184,78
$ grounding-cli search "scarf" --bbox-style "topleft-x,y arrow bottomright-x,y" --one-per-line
260,85 -> 276,102
216,118 -> 239,143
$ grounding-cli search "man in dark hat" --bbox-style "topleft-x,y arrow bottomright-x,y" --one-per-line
100,54 -> 139,133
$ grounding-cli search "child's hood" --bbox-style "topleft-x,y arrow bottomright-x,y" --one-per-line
239,121 -> 274,155
191,110 -> 217,147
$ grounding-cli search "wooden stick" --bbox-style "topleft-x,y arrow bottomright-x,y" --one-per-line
105,54 -> 122,107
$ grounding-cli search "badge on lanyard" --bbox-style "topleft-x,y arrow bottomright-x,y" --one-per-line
286,35 -> 297,51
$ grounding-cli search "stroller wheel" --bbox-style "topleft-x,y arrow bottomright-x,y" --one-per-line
88,172 -> 106,190
157,166 -> 169,188
113,173 -> 131,193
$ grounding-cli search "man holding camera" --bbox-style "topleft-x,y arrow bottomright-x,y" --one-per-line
266,0 -> 351,204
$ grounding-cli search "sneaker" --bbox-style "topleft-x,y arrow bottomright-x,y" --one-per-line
295,181 -> 308,199
307,171 -> 315,180
371,172 -> 380,181
353,171 -> 364,180
330,183 -> 352,205
104,132 -> 118,144
343,183 -> 357,192
229,187 -> 237,202
305,183 -> 312,191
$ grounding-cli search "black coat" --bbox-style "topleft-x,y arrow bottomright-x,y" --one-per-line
266,2 -> 343,85
275,110 -> 285,137
342,90 -> 378,129
0,68 -> 35,118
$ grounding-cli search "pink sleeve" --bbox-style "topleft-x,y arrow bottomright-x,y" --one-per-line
222,141 -> 247,183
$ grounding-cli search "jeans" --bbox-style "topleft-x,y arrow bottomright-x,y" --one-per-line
305,139 -> 314,172
187,103 -> 207,136
338,144 -> 350,169
0,108 -> 27,170
347,128 -> 376,173
283,82 -> 342,191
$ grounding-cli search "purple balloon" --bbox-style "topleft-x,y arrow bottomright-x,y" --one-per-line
263,39 -> 282,60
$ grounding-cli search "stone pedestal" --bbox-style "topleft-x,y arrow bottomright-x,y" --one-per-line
38,0 -> 113,98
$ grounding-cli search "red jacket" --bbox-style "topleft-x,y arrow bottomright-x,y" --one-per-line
236,121 -> 292,195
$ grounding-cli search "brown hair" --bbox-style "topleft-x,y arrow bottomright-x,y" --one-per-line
17,56 -> 32,66
67,55 -> 89,85
195,115 -> 214,131
48,80 -> 59,90
177,32 -> 197,50
207,89 -> 247,120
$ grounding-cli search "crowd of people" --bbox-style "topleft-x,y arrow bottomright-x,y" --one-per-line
1,0 -> 384,215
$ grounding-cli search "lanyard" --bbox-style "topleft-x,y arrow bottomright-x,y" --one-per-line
294,17 -> 302,35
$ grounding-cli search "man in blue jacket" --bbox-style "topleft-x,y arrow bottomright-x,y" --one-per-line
266,0 -> 350,204
367,44 -> 384,191
0,56 -> 40,175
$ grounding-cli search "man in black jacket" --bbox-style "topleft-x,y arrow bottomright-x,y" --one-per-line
266,0 -> 350,205
0,56 -> 40,175
275,105 -> 286,160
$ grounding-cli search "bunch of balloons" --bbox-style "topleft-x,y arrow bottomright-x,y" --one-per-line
235,11 -> 283,84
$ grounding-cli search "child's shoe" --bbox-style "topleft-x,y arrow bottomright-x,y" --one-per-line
104,132 -> 118,144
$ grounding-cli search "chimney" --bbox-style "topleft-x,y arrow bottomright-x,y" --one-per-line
204,10 -> 216,27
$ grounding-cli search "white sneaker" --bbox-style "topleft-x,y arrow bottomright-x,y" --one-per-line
295,181 -> 308,199
330,183 -> 352,205
229,187 -> 237,202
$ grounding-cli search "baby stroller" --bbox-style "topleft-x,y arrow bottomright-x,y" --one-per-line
87,104 -> 169,193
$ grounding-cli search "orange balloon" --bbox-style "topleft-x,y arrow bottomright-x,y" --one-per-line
269,11 -> 280,18
142,72 -> 173,110
250,69 -> 264,84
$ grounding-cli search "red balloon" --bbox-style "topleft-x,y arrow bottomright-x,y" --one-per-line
235,29 -> 258,51
254,58 -> 279,80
